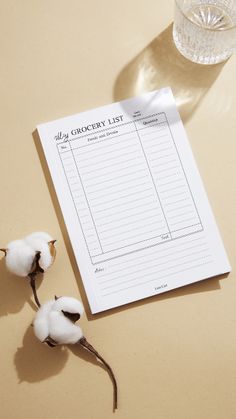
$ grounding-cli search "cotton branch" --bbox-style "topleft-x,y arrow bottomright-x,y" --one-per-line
79,337 -> 118,410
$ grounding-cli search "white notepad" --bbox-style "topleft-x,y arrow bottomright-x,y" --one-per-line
37,87 -> 231,313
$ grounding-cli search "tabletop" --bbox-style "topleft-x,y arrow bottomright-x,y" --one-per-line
1,1 -> 236,418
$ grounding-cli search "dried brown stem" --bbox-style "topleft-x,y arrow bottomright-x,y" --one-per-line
28,274 -> 41,308
79,337 -> 118,410
0,248 -> 7,256
27,251 -> 44,308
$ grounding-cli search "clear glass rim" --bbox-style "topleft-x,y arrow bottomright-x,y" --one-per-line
174,0 -> 236,31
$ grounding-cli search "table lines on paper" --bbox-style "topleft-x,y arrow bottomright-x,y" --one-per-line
57,112 -> 203,264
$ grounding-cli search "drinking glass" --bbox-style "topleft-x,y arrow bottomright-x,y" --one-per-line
173,0 -> 236,64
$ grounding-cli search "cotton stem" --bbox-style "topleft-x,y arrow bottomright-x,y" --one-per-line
27,251 -> 44,308
28,274 -> 41,308
0,248 -> 7,256
79,337 -> 118,410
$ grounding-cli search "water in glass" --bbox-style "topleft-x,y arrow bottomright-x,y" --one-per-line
173,0 -> 236,64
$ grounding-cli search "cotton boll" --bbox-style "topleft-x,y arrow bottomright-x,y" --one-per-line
25,232 -> 56,271
5,240 -> 36,277
2,231 -> 56,277
33,297 -> 84,345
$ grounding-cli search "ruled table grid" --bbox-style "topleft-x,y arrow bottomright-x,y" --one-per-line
57,112 -> 203,264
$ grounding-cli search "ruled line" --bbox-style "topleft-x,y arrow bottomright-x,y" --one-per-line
99,248 -> 210,285
101,261 -> 213,296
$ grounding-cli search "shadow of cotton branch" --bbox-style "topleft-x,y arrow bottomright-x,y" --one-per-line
0,257 -> 45,316
0,259 -> 30,316
14,325 -> 69,383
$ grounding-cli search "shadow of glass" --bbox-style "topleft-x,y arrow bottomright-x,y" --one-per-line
114,24 -> 225,122
0,258 -> 42,317
14,325 -> 69,383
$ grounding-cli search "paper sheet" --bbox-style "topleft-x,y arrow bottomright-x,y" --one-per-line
37,88 -> 231,313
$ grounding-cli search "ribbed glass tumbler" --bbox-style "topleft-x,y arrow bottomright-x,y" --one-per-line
173,0 -> 236,64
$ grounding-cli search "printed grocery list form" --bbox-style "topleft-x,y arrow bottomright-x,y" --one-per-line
37,88 -> 231,313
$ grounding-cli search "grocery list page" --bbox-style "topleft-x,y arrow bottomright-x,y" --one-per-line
37,88 -> 230,313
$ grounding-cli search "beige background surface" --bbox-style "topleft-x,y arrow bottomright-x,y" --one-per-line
1,1 -> 236,418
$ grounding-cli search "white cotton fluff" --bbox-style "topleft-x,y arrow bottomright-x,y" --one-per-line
33,300 -> 55,341
4,231 -> 56,277
5,240 -> 36,277
53,296 -> 84,316
33,297 -> 84,345
26,232 -> 53,243
25,232 -> 54,271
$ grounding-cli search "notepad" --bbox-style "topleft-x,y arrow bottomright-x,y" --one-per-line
37,87 -> 231,313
